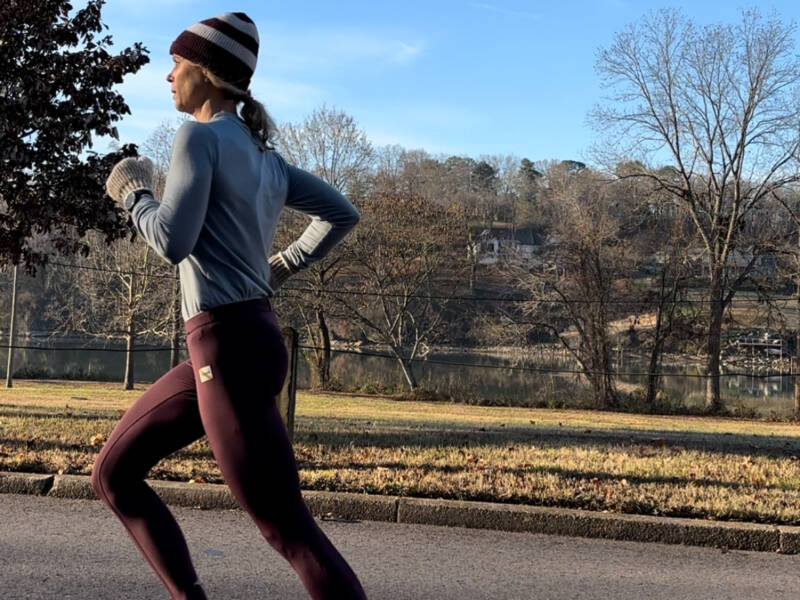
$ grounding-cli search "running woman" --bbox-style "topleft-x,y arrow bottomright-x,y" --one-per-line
95,12 -> 367,600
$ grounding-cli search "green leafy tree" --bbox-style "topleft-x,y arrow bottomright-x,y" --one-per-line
0,0 -> 149,269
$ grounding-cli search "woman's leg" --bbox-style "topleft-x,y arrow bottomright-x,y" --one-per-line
91,361 -> 208,600
187,310 -> 367,600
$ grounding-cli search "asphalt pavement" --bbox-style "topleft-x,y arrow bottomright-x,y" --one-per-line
2,494 -> 799,600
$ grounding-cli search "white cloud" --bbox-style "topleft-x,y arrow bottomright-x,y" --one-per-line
256,22 -> 426,72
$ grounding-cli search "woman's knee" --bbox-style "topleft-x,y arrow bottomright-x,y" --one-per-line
90,454 -> 110,501
251,502 -> 320,556
91,450 -> 129,507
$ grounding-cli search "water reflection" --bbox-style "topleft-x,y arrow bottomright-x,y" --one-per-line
2,337 -> 797,418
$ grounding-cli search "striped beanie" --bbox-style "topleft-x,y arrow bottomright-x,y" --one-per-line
169,12 -> 259,91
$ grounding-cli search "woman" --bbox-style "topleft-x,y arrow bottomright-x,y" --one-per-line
96,12 -> 367,600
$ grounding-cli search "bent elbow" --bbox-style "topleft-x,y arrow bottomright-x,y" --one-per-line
345,204 -> 361,227
161,243 -> 189,265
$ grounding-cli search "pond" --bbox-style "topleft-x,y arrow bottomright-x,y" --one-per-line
1,336 -> 796,418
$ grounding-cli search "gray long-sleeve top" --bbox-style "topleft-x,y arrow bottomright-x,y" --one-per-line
130,111 -> 359,320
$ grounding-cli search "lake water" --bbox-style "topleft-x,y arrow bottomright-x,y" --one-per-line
1,336 -> 796,418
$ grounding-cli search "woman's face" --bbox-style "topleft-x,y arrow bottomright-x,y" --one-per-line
166,55 -> 210,115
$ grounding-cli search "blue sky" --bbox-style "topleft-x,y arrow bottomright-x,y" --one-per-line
101,0 -> 800,163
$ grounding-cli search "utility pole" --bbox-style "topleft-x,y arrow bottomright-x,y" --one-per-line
5,265 -> 18,388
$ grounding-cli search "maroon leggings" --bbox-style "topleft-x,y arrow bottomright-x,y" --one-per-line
91,299 -> 366,600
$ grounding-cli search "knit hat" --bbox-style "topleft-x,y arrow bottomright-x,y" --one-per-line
169,12 -> 259,91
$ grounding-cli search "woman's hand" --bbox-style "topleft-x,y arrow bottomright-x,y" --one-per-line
268,253 -> 293,292
106,157 -> 154,205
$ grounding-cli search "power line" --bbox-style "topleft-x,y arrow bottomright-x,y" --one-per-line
1,341 -> 792,380
47,261 -> 179,281
0,343 -> 178,354
297,344 -> 797,380
30,260 -> 800,305
276,286 -> 799,306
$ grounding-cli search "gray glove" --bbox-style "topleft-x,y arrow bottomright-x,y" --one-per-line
106,157 -> 154,204
268,253 -> 294,292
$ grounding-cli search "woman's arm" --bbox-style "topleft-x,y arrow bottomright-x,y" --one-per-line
274,164 -> 361,274
130,122 -> 217,265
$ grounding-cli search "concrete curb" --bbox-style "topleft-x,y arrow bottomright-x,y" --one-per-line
3,470 -> 799,554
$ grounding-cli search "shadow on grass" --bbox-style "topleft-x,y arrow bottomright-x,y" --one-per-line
298,457 -> 794,493
0,407 -> 120,421
295,415 -> 800,459
0,436 -> 212,461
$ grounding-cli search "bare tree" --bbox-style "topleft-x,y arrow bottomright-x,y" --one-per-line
275,106 -> 374,389
618,167 -> 696,409
764,187 -> 800,417
48,234 -> 175,389
141,119 -> 185,368
334,188 -> 467,390
278,105 -> 374,195
58,119 -> 188,382
592,8 -> 800,411
504,164 -> 631,409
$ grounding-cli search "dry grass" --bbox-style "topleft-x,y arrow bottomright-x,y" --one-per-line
3,380 -> 800,524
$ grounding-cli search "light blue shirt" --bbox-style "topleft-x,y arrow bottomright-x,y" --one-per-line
131,112 -> 359,320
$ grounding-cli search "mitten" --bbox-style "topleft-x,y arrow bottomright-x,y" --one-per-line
106,157 -> 154,204
268,253 -> 294,292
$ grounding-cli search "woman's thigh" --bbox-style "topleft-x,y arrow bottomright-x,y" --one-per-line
186,312 -> 298,517
94,360 -> 205,488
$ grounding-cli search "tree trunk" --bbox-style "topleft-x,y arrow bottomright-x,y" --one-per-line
5,265 -> 18,388
600,349 -> 618,409
123,323 -> 135,390
795,336 -> 800,419
585,338 -> 617,410
169,266 -> 181,368
795,251 -> 800,419
646,339 -> 663,410
123,276 -> 135,390
316,309 -> 331,389
646,271 -> 669,409
397,356 -> 418,390
705,274 -> 724,413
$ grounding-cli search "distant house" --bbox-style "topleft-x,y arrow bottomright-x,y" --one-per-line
648,246 -> 777,278
470,224 -> 544,265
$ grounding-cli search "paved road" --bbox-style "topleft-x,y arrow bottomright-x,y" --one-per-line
1,494 -> 799,600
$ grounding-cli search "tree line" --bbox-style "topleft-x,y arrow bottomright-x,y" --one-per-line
3,3 -> 800,414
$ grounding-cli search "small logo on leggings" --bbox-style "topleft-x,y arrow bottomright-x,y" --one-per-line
198,365 -> 214,383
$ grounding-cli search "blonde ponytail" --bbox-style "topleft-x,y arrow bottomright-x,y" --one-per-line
202,67 -> 277,151
238,92 -> 276,151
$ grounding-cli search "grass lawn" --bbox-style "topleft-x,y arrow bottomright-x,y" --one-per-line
2,380 -> 800,524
